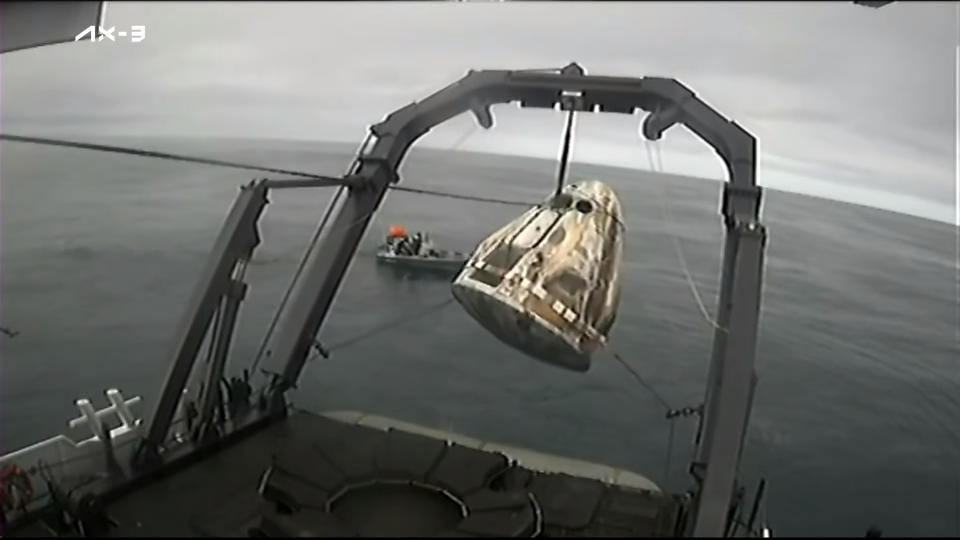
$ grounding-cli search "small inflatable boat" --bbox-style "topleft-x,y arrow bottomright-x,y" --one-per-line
376,225 -> 469,272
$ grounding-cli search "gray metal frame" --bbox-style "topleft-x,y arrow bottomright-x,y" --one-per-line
263,63 -> 766,536
138,181 -> 269,459
141,63 -> 766,537
0,1 -> 106,54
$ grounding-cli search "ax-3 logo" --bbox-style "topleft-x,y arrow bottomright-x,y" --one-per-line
74,25 -> 146,43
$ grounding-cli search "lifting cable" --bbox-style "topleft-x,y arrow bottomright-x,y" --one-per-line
554,107 -> 576,196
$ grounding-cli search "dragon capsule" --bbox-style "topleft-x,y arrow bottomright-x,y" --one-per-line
451,180 -> 624,372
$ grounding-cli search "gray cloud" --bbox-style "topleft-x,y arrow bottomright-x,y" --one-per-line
0,1 -> 955,222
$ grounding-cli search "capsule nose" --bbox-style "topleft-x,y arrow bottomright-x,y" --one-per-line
570,179 -> 624,222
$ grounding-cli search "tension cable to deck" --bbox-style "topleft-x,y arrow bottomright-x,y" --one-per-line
609,349 -> 703,488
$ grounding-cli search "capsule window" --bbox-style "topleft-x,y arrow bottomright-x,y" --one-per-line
484,244 -> 528,272
546,226 -> 566,247
470,268 -> 503,288
555,271 -> 587,296
545,270 -> 588,307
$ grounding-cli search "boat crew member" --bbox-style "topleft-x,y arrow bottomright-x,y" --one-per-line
397,235 -> 412,255
412,233 -> 423,256
388,224 -> 412,255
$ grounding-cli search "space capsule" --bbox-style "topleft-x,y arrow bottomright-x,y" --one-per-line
451,180 -> 624,372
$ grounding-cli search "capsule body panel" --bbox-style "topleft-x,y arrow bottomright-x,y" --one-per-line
451,180 -> 624,371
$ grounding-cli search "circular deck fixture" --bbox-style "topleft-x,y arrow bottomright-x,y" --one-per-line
329,481 -> 465,536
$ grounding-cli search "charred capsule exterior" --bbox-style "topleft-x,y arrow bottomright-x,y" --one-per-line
451,180 -> 624,372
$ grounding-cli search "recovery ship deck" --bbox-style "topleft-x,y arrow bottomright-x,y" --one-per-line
10,411 -> 683,537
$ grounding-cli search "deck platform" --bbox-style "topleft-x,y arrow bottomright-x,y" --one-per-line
7,410 -> 685,537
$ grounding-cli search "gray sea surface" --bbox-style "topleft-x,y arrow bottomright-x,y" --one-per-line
1,137 -> 958,536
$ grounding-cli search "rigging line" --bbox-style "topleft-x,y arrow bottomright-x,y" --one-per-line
609,348 -> 689,490
0,134 -> 343,182
389,185 -> 536,207
644,136 -> 727,334
317,297 -> 458,356
610,351 -> 672,412
248,133 -> 377,375
448,120 -> 479,151
5,133 -> 534,207
195,300 -> 224,408
250,126 -> 482,378
254,168 -> 517,371
664,417 -> 676,490
248,190 -> 348,377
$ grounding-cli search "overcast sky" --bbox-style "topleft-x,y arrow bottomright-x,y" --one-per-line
1,1 -> 957,223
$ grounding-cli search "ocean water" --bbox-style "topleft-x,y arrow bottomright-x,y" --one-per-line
0,137 -> 958,537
